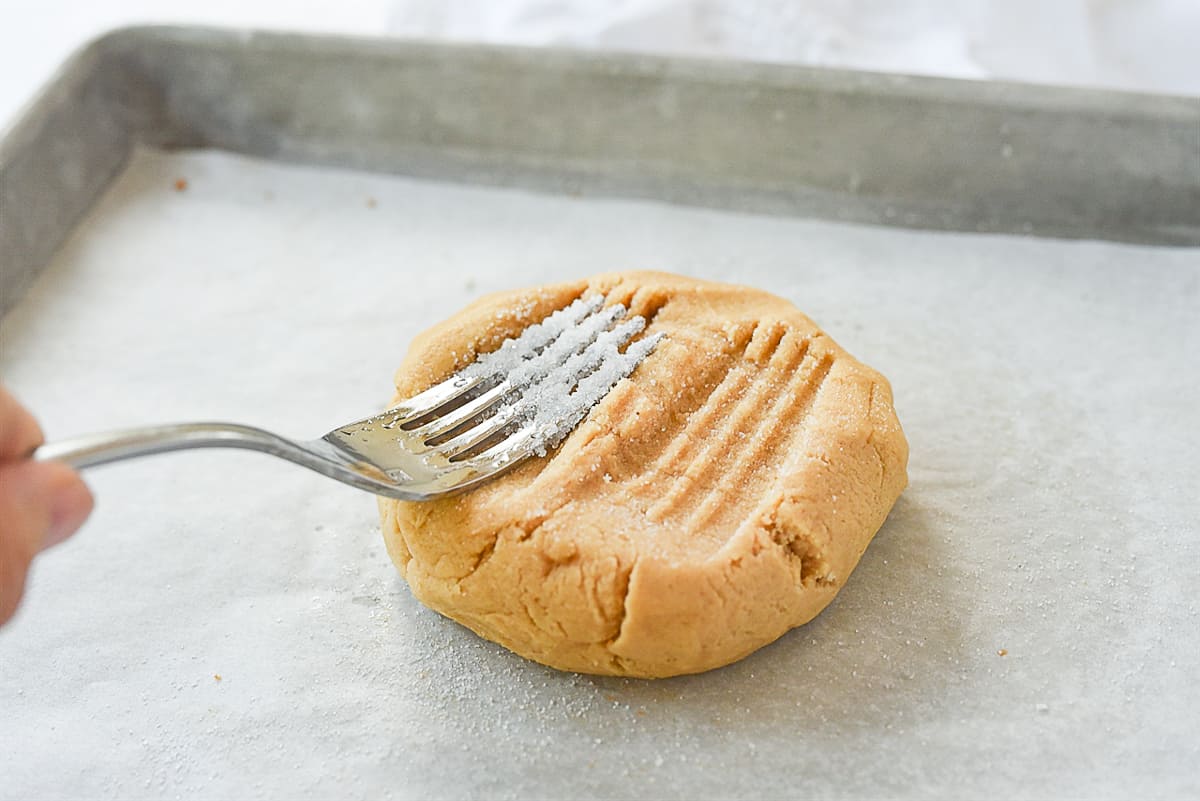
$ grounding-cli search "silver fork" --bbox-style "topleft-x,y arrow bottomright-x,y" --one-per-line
35,295 -> 662,500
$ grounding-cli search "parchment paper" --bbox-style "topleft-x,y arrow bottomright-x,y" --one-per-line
1,149 -> 1197,800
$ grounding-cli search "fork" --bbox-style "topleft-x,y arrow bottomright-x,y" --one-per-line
35,295 -> 662,500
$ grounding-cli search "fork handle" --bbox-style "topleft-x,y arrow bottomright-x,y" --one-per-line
36,423 -> 304,470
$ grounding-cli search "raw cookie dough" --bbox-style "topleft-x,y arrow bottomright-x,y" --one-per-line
378,272 -> 908,677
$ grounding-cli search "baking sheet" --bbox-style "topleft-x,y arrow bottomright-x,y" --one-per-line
5,25 -> 1198,330
1,148 -> 1198,800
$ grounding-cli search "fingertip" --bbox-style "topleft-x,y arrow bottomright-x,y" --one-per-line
38,461 -> 95,551
0,459 -> 89,626
0,464 -> 38,626
0,539 -> 31,626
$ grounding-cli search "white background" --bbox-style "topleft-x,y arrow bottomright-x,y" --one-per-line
1,0 -> 1198,131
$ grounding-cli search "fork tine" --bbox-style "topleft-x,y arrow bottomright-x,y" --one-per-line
436,306 -> 652,460
433,304 -> 640,459
512,329 -> 665,457
437,405 -> 520,461
386,373 -> 489,427
458,425 -> 538,469
386,295 -> 603,426
408,380 -> 511,444
403,296 -> 615,436
453,331 -> 664,469
335,291 -> 664,496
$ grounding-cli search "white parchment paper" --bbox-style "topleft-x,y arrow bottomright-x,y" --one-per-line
1,149 -> 1197,800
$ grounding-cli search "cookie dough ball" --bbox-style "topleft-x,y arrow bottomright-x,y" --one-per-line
378,272 -> 907,677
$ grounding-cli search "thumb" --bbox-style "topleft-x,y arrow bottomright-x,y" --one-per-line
0,461 -> 94,625
32,461 -> 95,551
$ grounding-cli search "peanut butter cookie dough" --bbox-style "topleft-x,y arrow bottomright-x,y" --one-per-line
378,272 -> 908,677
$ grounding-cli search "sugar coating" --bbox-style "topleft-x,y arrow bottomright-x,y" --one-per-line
458,295 -> 664,457
451,293 -> 662,460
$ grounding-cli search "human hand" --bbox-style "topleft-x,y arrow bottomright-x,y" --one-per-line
0,386 -> 93,626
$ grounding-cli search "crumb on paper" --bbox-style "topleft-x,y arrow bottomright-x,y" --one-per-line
213,674 -> 222,682
366,197 -> 377,209
173,178 -> 188,192
997,649 -> 1008,657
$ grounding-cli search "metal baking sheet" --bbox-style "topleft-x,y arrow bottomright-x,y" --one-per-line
2,25 -> 1198,322
1,27 -> 1198,801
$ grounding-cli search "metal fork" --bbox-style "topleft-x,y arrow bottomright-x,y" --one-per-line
35,295 -> 662,500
